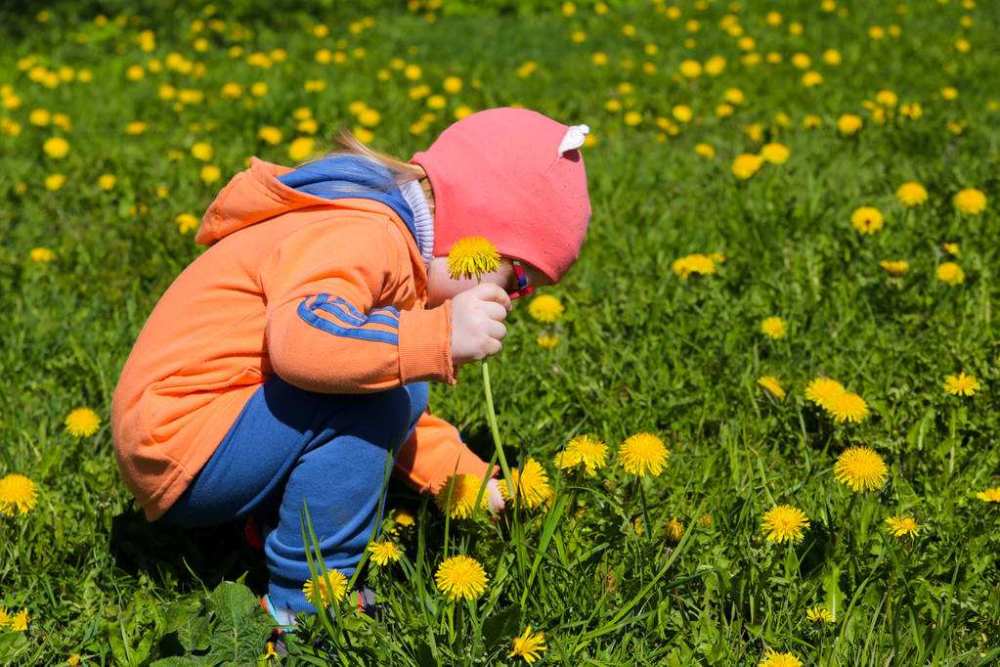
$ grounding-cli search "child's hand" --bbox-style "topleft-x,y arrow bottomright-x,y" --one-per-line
486,478 -> 506,514
450,283 -> 511,366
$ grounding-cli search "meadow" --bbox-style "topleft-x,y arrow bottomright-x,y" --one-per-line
1,0 -> 999,664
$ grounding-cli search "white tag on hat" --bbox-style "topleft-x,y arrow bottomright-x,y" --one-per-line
558,124 -> 590,157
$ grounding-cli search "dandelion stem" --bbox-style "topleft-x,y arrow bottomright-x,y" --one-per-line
482,359 -> 515,500
637,478 -> 652,542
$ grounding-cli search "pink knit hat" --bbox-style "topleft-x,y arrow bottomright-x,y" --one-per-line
409,107 -> 591,283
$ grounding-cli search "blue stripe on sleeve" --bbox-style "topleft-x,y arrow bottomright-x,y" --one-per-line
373,305 -> 400,318
317,301 -> 399,329
329,297 -> 400,325
296,294 -> 399,345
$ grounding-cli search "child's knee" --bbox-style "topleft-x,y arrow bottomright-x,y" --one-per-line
361,385 -> 420,447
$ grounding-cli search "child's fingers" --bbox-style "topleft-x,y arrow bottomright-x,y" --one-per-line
486,320 -> 507,340
482,301 -> 509,322
473,282 -> 512,311
486,479 -> 506,514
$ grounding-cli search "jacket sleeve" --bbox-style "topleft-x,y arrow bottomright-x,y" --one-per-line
259,215 -> 456,393
394,410 -> 498,493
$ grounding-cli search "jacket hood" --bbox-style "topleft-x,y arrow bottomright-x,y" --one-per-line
195,157 -> 410,246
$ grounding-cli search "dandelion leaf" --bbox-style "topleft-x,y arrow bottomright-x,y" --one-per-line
162,595 -> 210,653
823,564 -> 844,620
204,581 -> 271,664
483,603 -> 521,651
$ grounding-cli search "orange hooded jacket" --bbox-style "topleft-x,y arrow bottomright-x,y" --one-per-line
111,157 -> 491,521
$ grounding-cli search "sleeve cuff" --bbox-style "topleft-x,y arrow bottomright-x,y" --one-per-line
398,300 -> 456,385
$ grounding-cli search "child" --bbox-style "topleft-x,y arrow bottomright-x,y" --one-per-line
110,107 -> 592,628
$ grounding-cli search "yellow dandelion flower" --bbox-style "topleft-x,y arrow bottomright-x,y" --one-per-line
837,114 -> 863,136
724,88 -> 745,105
851,206 -> 884,235
801,70 -> 824,87
975,487 -> 1000,503
936,262 -> 965,286
671,105 -> 692,123
367,540 -> 402,566
900,102 -> 922,119
264,642 -> 277,659
834,446 -> 887,492
200,164 -> 221,185
296,118 -> 318,136
392,508 -> 415,528
671,253 -> 716,279
536,333 -> 560,349
679,59 -> 702,78
665,517 -> 685,542
942,242 -> 959,257
760,316 -> 786,339
9,609 -> 29,632
694,143 -> 715,159
447,236 -> 500,281
509,626 -> 547,663
825,392 -> 869,424
528,294 -> 564,323
358,108 -> 381,127
556,435 -> 608,476
499,458 -> 553,509
65,407 -> 100,437
435,473 -> 489,519
258,126 -> 283,145
288,137 -> 316,162
45,173 -> 66,191
618,432 -> 669,478
761,504 -> 809,544
760,143 -> 790,164
623,111 -> 643,126
190,142 -> 213,161
885,515 -> 919,538
759,650 -> 801,667
175,213 -> 199,234
30,247 -> 55,263
704,55 -> 726,76
805,377 -> 845,410
302,569 -> 347,607
879,260 -> 909,276
952,188 -> 986,215
896,181 -> 927,207
732,153 -> 763,180
435,554 -> 487,601
875,89 -> 898,107
43,136 -> 70,159
806,605 -> 835,623
757,376 -> 786,400
67,654 -> 82,666
943,372 -> 979,396
29,108 -> 51,126
97,173 -> 117,191
0,474 -> 38,516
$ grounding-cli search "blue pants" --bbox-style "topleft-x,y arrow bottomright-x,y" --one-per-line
160,376 -> 429,612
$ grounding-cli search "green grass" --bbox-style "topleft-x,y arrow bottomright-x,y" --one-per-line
1,0 -> 999,664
